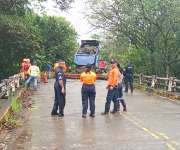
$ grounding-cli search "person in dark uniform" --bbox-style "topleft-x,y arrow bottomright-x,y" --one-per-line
124,63 -> 134,93
80,64 -> 96,118
117,63 -> 127,112
46,63 -> 52,79
51,60 -> 66,117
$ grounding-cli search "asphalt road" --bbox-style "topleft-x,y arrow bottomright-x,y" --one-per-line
7,79 -> 180,150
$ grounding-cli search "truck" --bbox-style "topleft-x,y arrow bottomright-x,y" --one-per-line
74,40 -> 100,72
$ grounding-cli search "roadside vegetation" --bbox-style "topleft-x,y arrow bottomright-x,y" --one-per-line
0,0 -> 77,80
0,0 -> 179,78
87,0 -> 180,78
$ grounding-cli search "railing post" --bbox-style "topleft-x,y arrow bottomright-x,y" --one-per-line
14,74 -> 20,88
17,77 -> 20,88
11,80 -> 16,92
139,74 -> 143,85
151,75 -> 156,88
5,80 -> 10,97
1,82 -> 6,97
168,77 -> 173,92
172,77 -> 176,92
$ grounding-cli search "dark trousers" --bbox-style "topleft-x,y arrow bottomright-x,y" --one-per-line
117,84 -> 126,111
52,81 -> 66,115
124,76 -> 133,93
81,84 -> 96,115
105,87 -> 118,113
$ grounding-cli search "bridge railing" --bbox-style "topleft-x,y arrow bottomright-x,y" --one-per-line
1,73 -> 179,99
134,74 -> 180,92
0,74 -> 21,99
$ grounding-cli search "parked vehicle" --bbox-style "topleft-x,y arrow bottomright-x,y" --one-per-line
74,40 -> 100,72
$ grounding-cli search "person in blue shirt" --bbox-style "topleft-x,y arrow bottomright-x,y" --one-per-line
51,60 -> 66,117
46,63 -> 52,79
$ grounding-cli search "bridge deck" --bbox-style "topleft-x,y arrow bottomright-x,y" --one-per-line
6,79 -> 180,150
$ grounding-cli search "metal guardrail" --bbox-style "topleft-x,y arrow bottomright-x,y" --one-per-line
134,74 -> 180,92
0,73 -> 179,99
0,74 -> 21,99
65,73 -> 180,92
65,73 -> 107,80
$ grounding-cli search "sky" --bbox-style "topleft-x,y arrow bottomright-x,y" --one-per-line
37,0 -> 94,41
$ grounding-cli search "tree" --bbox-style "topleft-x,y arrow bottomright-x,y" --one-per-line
0,0 -> 77,79
36,15 -> 77,64
0,0 -> 29,15
0,14 -> 42,79
86,0 -> 180,77
53,0 -> 74,10
33,0 -> 74,11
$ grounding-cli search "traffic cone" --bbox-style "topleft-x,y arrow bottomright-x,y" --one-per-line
44,72 -> 48,83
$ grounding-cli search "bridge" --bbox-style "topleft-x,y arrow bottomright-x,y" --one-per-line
0,74 -> 180,150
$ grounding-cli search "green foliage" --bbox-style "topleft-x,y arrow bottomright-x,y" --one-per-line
0,14 -> 42,79
1,97 -> 22,129
0,0 -> 29,16
34,0 -> 74,11
3,114 -> 20,129
117,46 -> 152,74
87,0 -> 180,78
37,16 -> 77,66
0,1 -> 77,80
11,98 -> 22,113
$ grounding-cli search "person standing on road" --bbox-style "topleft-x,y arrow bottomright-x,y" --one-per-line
102,60 -> 120,115
21,58 -> 31,80
80,64 -> 96,118
117,63 -> 127,112
25,61 -> 40,90
124,63 -> 134,93
51,60 -> 66,117
46,63 -> 52,79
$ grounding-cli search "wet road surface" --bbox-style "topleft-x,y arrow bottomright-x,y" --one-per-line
8,79 -> 180,150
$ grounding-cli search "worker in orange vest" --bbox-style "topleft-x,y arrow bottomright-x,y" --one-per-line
102,60 -> 120,115
80,64 -> 96,118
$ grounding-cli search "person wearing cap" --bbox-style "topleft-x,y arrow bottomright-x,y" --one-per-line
51,60 -> 66,117
25,61 -> 40,90
80,64 -> 96,118
102,60 -> 120,115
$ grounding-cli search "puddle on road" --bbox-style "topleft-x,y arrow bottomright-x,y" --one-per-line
8,128 -> 32,150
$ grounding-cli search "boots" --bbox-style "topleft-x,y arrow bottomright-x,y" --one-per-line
120,98 -> 127,112
82,114 -> 86,118
90,114 -> 95,117
51,110 -> 58,116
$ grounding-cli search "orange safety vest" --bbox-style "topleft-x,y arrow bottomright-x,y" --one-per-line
80,71 -> 96,84
107,67 -> 120,87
